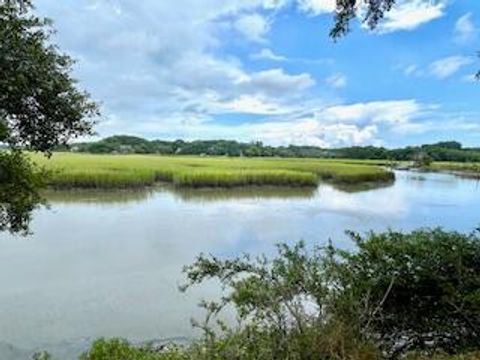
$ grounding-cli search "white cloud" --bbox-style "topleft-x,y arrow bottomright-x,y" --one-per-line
247,99 -> 434,146
216,95 -> 293,115
34,0 -> 474,148
298,0 -> 446,34
234,13 -> 271,43
322,100 -> 430,126
142,99 -> 434,147
376,0 -> 446,34
454,13 -> 476,44
35,0 -> 317,134
297,0 -> 336,15
251,48 -> 287,61
429,55 -> 474,79
403,64 -> 420,76
252,120 -> 378,147
325,73 -> 347,89
92,95 -> 477,148
241,68 -> 316,95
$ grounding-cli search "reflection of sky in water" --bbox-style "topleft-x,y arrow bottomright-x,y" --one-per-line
0,171 -> 479,358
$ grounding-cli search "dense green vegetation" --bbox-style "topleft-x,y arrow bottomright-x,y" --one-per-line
32,153 -> 394,189
430,162 -> 480,177
0,0 -> 97,234
78,338 -> 480,360
44,228 -> 480,360
66,136 -> 480,163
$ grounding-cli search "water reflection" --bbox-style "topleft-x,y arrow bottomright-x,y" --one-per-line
43,180 -> 395,205
41,188 -> 156,205
0,171 -> 479,359
169,185 -> 317,202
329,180 -> 394,193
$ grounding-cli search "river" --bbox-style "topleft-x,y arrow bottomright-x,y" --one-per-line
1,170 -> 479,359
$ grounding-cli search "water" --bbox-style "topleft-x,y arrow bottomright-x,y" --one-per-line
1,171 -> 479,359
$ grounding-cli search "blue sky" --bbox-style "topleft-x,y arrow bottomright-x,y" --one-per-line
36,0 -> 480,148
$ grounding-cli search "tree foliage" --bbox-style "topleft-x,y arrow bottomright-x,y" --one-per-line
0,0 -> 97,151
71,136 -> 480,163
330,0 -> 396,39
0,0 -> 97,233
182,228 -> 480,358
0,150 -> 44,234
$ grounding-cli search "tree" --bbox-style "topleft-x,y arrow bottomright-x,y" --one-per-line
0,0 -> 98,234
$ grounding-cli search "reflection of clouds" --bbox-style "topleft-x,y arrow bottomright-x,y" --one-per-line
314,184 -> 408,218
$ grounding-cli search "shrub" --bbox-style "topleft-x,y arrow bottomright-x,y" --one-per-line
335,229 -> 480,356
182,228 -> 480,358
80,338 -> 188,360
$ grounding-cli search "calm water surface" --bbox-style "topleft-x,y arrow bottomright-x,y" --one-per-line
1,171 -> 479,359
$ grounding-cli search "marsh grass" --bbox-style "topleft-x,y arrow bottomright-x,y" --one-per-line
429,162 -> 480,177
31,153 -> 394,189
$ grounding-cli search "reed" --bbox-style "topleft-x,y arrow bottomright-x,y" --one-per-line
31,153 -> 394,189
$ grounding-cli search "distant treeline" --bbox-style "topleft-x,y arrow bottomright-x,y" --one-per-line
61,135 -> 480,162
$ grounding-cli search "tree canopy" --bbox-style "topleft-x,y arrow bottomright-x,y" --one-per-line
0,0 -> 98,234
68,135 -> 480,163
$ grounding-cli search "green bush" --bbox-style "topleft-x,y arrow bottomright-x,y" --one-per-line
182,228 -> 480,359
335,229 -> 480,356
80,338 -> 188,360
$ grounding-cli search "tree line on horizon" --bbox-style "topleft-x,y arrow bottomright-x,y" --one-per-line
62,135 -> 480,163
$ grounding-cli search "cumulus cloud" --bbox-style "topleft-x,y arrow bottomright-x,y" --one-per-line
429,56 -> 474,79
35,0 -> 315,130
254,120 -> 378,147
374,0 -> 446,34
241,68 -> 315,95
241,99 -> 435,147
215,95 -> 294,115
297,0 -> 336,15
141,99 -> 435,147
298,0 -> 446,34
454,13 -> 477,44
322,100 -> 431,126
234,13 -> 271,43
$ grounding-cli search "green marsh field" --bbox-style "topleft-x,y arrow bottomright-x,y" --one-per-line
31,153 -> 395,189
429,161 -> 480,177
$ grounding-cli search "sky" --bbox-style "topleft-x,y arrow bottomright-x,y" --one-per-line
35,0 -> 480,148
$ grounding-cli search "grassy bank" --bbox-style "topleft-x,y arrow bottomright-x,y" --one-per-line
31,153 -> 394,189
429,162 -> 480,177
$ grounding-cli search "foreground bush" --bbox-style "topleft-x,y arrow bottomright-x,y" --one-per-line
80,338 -> 188,360
181,228 -> 480,359
78,339 -> 480,360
